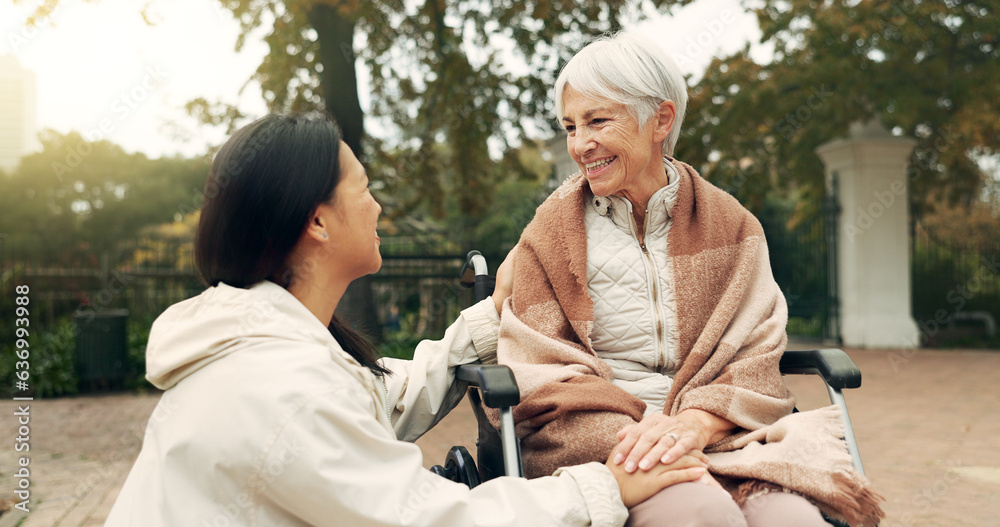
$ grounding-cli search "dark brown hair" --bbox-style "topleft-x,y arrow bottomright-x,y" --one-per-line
195,113 -> 389,375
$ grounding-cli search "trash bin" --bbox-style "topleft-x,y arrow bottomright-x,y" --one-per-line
74,309 -> 129,391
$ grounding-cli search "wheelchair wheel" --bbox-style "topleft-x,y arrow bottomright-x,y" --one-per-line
429,446 -> 481,488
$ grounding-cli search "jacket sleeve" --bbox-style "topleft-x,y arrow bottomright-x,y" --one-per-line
262,382 -> 628,527
380,298 -> 500,442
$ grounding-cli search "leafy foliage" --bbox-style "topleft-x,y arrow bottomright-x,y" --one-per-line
29,318 -> 78,398
126,319 -> 155,391
0,317 -> 77,399
0,315 -> 155,398
676,0 -> 1000,218
0,130 -> 209,261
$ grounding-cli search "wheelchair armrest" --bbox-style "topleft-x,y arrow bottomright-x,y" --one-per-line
456,364 -> 520,408
779,349 -> 862,390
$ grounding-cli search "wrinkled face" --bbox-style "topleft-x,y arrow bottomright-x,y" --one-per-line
561,85 -> 666,200
329,141 -> 382,278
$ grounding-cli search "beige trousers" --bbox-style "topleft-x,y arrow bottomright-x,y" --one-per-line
626,482 -> 829,527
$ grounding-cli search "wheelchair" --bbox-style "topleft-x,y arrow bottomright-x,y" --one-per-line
431,251 -> 868,526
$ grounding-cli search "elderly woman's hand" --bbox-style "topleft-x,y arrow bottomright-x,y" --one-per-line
612,410 -> 737,473
491,244 -> 518,315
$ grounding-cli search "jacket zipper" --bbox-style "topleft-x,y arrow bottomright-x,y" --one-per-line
627,204 -> 668,372
378,376 -> 392,422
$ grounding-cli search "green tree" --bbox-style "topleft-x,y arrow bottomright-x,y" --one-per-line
0,130 -> 208,262
674,0 -> 999,218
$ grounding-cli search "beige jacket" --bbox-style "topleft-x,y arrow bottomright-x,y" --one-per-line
106,280 -> 627,526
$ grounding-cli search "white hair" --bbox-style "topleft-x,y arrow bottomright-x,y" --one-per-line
554,31 -> 688,156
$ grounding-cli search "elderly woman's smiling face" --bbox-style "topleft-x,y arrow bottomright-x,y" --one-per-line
561,85 -> 674,207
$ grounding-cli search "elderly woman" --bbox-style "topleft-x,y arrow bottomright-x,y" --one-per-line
498,32 -> 883,527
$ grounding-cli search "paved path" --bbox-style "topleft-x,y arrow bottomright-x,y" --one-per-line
1,348 -> 997,526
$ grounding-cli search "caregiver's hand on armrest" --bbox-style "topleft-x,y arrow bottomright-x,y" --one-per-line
611,410 -> 736,473
606,448 -> 707,508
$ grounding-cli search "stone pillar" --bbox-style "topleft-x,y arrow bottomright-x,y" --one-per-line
547,131 -> 577,181
816,120 -> 919,348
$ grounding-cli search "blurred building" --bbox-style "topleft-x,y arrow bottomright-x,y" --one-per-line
546,131 -> 577,181
0,55 -> 39,174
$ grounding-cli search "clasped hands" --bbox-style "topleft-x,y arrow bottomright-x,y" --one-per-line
606,411 -> 729,507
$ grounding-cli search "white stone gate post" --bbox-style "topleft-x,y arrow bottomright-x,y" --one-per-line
815,120 -> 919,348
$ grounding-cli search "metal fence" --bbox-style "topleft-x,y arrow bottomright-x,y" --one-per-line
5,213 -> 995,351
374,232 -> 475,342
0,233 -> 475,345
759,196 -> 840,341
911,221 -> 1000,346
0,236 -> 203,328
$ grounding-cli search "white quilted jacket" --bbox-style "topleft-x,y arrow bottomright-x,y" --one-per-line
585,160 -> 681,415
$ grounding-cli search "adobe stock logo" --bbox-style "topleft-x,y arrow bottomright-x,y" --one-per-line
51,64 -> 169,180
6,0 -> 61,53
670,10 -> 737,68
844,179 -> 906,243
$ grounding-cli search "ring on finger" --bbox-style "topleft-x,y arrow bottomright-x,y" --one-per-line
664,432 -> 680,443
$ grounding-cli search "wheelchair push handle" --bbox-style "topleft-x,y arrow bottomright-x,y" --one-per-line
460,250 -> 496,303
